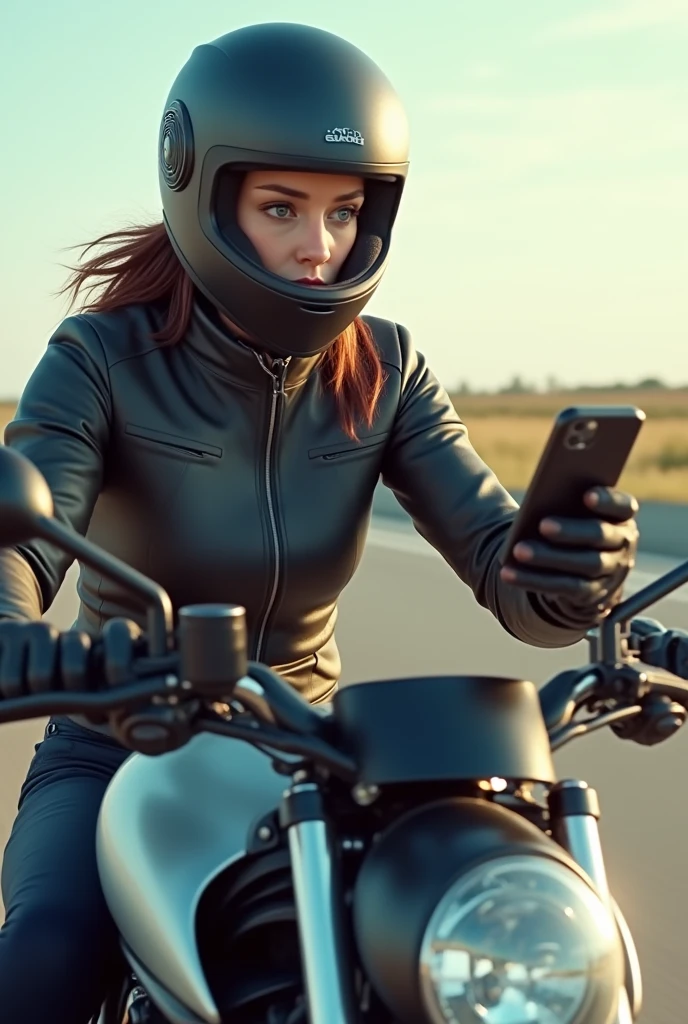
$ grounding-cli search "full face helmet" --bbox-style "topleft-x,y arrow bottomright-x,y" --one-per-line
158,22 -> 410,358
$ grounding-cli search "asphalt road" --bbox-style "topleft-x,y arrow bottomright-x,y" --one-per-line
1,521 -> 687,1022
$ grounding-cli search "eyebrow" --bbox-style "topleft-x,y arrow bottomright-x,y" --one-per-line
254,184 -> 365,202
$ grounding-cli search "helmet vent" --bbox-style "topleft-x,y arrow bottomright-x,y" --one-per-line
299,304 -> 335,315
159,100 -> 195,192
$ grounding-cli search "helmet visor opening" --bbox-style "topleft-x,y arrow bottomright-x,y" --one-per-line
212,165 -> 402,287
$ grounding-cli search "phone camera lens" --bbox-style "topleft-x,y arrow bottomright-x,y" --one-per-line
565,419 -> 598,450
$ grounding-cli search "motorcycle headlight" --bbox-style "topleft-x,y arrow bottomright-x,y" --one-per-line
353,799 -> 624,1024
420,854 -> 622,1024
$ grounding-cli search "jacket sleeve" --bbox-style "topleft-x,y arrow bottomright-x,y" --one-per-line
380,324 -> 587,649
0,316 -> 112,621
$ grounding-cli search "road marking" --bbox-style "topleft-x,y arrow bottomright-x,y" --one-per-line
366,522 -> 688,606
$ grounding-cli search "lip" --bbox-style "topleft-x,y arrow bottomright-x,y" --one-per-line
295,277 -> 326,286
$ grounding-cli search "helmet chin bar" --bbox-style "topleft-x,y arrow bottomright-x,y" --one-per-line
195,293 -> 289,362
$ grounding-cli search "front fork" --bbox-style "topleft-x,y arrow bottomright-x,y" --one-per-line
281,775 -> 641,1024
280,779 -> 356,1024
549,779 -> 642,1023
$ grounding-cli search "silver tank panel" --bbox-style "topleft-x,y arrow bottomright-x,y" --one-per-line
96,732 -> 288,1023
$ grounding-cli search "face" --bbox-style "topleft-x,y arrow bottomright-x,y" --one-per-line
236,170 -> 365,285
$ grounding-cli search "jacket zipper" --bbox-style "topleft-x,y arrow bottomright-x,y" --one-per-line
254,354 -> 290,662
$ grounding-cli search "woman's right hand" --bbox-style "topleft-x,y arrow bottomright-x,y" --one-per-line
0,621 -> 93,699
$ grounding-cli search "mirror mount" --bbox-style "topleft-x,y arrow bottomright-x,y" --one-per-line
598,559 -> 688,666
34,516 -> 173,655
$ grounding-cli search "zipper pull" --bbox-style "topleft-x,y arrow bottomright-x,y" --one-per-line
271,357 -> 290,396
254,352 -> 291,395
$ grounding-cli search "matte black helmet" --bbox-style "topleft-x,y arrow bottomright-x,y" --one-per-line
158,23 -> 410,358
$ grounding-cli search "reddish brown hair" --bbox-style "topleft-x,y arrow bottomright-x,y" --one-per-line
56,221 -> 386,439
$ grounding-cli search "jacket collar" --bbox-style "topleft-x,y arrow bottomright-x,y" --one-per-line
185,297 -> 323,391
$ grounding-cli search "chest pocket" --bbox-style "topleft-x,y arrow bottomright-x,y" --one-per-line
308,432 -> 388,463
125,424 -> 223,461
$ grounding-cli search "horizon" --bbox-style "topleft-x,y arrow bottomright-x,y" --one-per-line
2,375 -> 687,406
2,0 -> 687,396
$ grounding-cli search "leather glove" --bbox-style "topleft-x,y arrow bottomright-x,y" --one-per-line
628,617 -> 688,679
98,617 -> 146,686
0,620 -> 92,698
0,617 -> 145,699
612,617 -> 688,746
500,486 -> 639,628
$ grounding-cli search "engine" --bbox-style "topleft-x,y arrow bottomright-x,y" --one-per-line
196,847 -> 306,1022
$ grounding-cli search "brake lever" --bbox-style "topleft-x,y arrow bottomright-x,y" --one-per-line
594,659 -> 688,705
547,659 -> 688,750
632,661 -> 688,692
549,704 -> 643,752
540,659 -> 669,742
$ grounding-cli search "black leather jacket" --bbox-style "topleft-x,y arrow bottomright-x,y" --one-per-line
0,299 -> 585,714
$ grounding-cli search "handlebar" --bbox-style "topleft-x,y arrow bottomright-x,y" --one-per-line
539,621 -> 688,750
0,615 -> 686,766
0,648 -> 359,778
0,674 -> 177,724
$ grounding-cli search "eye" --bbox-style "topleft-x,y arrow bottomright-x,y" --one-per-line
331,206 -> 360,224
264,203 -> 294,219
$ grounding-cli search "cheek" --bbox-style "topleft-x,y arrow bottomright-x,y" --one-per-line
332,224 -> 358,268
238,211 -> 283,269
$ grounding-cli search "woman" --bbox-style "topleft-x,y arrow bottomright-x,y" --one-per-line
0,22 -> 638,1023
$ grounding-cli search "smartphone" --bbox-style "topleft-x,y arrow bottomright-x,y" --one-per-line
501,405 -> 645,569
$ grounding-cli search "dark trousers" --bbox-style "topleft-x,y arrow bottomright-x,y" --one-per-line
0,716 -> 130,1023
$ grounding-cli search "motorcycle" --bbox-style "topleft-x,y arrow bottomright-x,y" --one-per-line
0,444 -> 687,1024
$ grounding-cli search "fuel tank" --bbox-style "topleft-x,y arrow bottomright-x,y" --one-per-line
96,732 -> 287,1023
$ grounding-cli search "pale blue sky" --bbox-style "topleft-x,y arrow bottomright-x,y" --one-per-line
1,0 -> 686,398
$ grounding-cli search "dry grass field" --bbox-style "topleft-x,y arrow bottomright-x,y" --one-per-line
450,389 -> 688,420
451,390 -> 688,502
2,389 -> 687,502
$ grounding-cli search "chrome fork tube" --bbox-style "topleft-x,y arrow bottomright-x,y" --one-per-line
281,781 -> 355,1024
549,779 -> 639,1023
614,988 -> 634,1024
550,780 -> 610,900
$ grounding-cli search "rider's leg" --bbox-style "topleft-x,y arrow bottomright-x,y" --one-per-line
0,717 -> 130,1024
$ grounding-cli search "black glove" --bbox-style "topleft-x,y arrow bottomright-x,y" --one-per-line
0,617 -> 144,699
0,620 -> 93,699
97,618 -> 146,686
500,486 -> 639,628
611,617 -> 688,745
629,617 -> 688,679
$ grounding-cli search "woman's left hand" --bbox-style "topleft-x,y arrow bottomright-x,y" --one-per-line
500,486 -> 639,625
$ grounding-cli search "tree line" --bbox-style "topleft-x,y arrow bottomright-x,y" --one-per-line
453,375 -> 682,397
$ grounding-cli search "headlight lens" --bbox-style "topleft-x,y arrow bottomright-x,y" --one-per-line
419,854 -> 623,1024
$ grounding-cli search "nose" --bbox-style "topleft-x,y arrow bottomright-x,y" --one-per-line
296,215 -> 332,270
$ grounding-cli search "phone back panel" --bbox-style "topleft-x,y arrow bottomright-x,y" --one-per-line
502,406 -> 645,560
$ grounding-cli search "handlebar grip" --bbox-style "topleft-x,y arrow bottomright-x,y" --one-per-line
0,620 -> 104,702
633,625 -> 688,682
